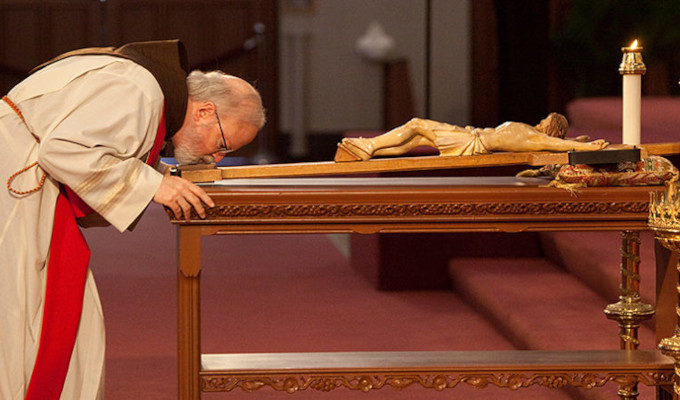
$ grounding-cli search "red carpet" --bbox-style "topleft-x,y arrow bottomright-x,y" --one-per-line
540,231 -> 657,308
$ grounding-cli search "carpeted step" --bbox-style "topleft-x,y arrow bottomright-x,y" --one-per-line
448,256 -> 657,400
539,231 -> 657,309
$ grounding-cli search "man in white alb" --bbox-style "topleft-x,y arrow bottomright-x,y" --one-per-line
0,40 -> 265,399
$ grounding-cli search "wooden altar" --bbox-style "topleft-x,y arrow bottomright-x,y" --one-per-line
169,175 -> 680,399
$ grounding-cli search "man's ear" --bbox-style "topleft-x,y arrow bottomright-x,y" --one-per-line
194,101 -> 216,121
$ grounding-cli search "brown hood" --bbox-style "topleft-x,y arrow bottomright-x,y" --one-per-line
31,40 -> 189,139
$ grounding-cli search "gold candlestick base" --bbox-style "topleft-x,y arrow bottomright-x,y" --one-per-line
604,302 -> 655,345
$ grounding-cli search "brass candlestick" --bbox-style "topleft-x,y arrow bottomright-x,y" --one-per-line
604,230 -> 655,400
619,41 -> 647,75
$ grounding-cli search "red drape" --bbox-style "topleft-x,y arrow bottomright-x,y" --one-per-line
25,108 -> 166,399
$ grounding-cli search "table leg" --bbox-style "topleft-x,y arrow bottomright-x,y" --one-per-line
604,230 -> 655,399
178,226 -> 203,400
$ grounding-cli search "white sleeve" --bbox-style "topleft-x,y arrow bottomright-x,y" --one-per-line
34,60 -> 165,232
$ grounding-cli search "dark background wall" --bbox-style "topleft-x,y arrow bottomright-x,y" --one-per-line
472,0 -> 680,127
0,0 -> 278,158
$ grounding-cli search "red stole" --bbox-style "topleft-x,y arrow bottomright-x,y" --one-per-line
25,109 -> 166,400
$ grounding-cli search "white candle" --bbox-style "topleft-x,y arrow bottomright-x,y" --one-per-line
619,40 -> 646,146
622,74 -> 641,145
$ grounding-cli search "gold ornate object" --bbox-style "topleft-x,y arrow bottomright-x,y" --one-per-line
200,371 -> 673,393
619,41 -> 647,76
604,231 -> 655,350
604,230 -> 655,399
198,350 -> 673,396
649,181 -> 680,232
649,179 -> 680,395
174,199 -> 650,223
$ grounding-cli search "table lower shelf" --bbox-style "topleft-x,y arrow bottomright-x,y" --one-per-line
200,350 -> 675,393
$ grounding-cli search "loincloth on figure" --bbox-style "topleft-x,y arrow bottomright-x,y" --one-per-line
434,129 -> 489,156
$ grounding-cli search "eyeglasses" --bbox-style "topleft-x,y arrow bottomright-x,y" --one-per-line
215,108 -> 235,155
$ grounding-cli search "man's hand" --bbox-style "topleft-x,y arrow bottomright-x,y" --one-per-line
153,173 -> 215,221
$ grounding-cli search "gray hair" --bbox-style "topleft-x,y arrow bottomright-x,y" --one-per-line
186,70 -> 266,128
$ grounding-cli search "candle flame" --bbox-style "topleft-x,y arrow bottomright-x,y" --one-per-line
631,40 -> 638,49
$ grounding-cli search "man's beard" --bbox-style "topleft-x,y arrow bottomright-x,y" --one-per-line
173,137 -> 215,165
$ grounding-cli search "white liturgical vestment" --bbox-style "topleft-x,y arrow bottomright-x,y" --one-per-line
0,55 -> 165,399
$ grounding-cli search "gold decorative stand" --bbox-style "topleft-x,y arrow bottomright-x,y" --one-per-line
605,230 -> 656,399
650,180 -> 680,397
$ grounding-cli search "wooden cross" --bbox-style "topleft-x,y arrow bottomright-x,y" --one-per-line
176,142 -> 680,183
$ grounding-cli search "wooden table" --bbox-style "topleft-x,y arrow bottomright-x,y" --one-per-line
170,176 -> 676,399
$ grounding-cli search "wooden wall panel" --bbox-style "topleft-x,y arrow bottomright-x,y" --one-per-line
471,0 -> 572,126
0,1 -> 99,93
0,5 -> 42,74
470,0 -> 498,127
0,0 -> 279,158
165,4 -> 210,63
107,0 -> 277,157
43,4 -> 98,56
112,3 -> 160,43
